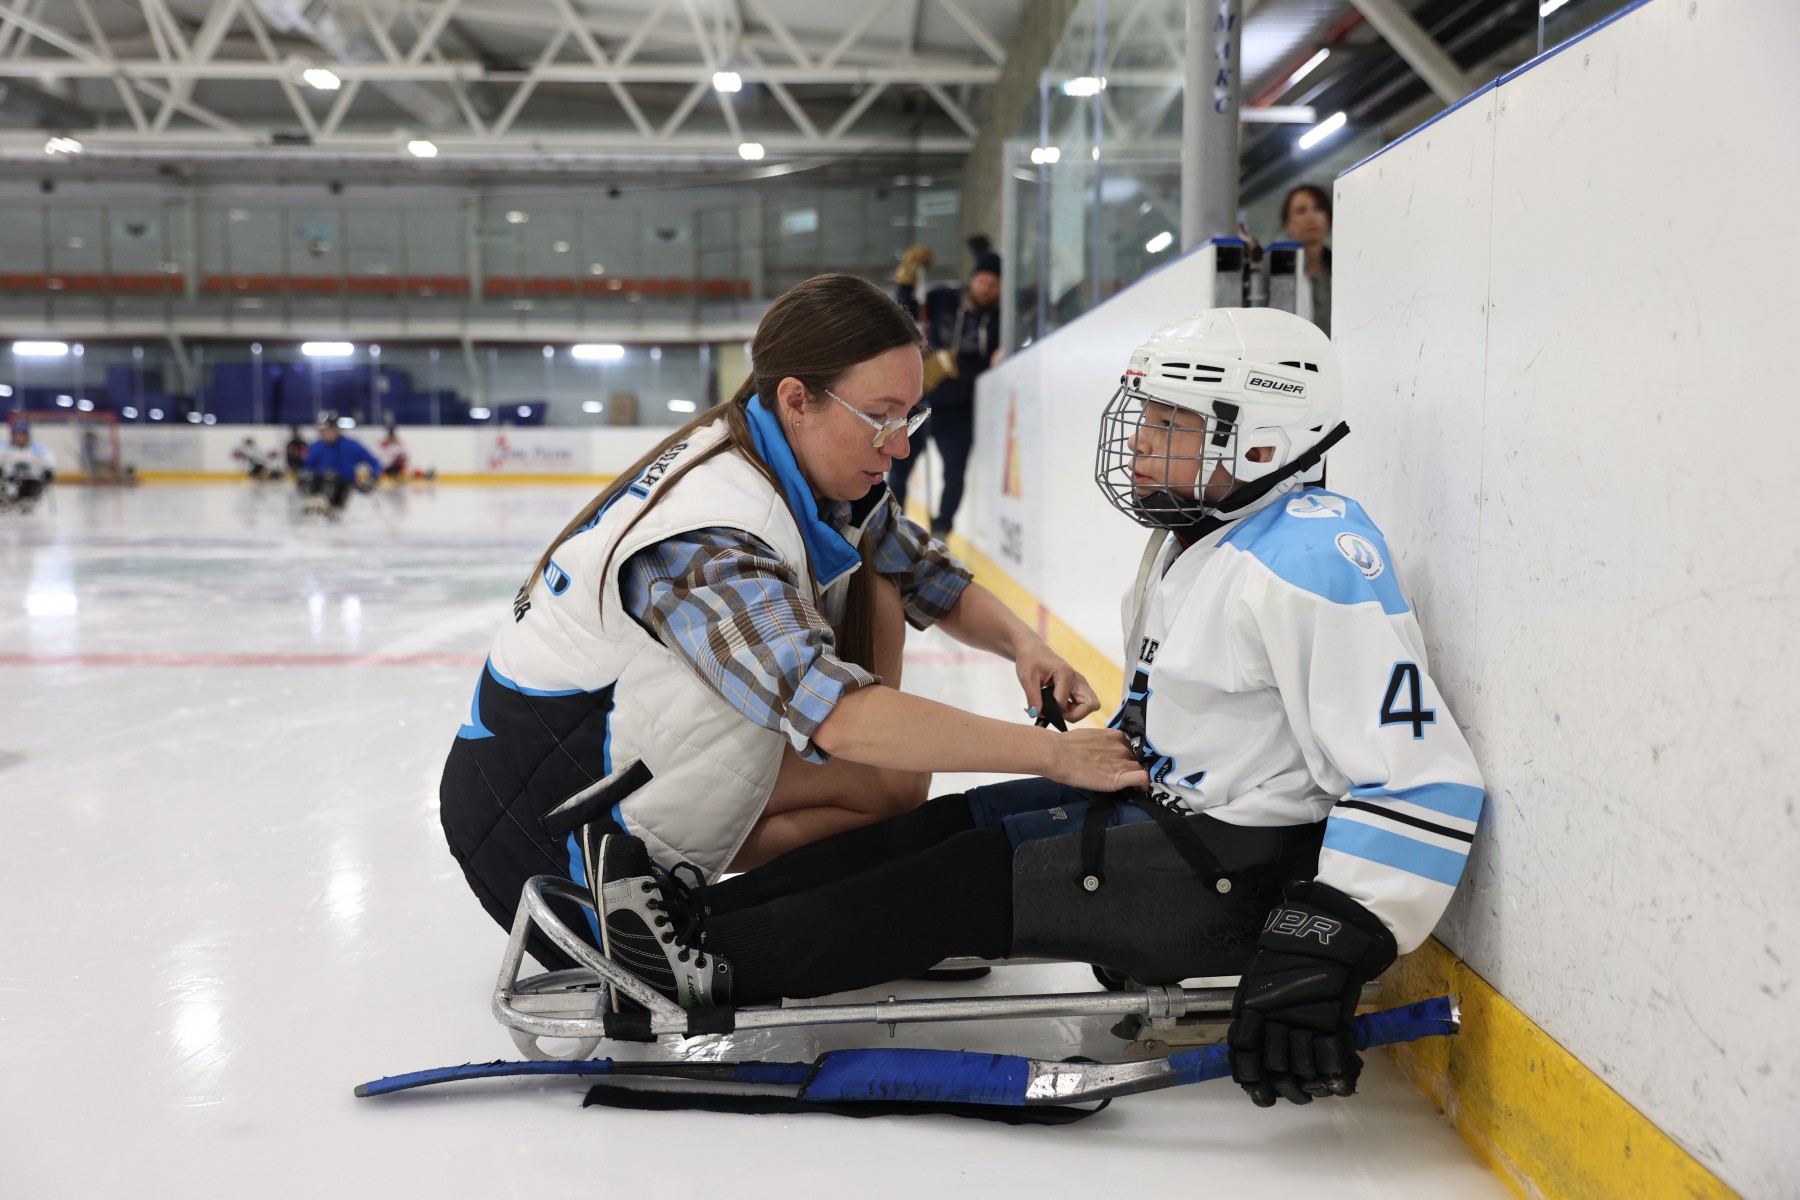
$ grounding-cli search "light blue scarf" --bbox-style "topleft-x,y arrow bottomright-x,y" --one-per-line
744,395 -> 861,588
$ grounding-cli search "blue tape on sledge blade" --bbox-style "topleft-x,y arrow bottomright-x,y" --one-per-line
801,1048 -> 1033,1106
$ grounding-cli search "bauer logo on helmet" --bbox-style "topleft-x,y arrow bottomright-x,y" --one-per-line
1245,374 -> 1307,397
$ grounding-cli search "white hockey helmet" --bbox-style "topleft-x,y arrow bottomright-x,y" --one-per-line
1094,308 -> 1347,531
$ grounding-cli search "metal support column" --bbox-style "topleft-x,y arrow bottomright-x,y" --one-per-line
1181,0 -> 1243,250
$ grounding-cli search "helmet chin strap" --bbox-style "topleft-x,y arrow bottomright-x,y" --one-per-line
1161,421 -> 1352,544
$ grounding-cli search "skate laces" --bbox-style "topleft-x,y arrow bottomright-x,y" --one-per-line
641,861 -> 713,968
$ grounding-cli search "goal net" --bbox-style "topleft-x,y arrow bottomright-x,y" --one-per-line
15,410 -> 127,484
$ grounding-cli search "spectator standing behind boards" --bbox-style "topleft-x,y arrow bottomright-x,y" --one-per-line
889,238 -> 1002,538
1281,184 -> 1334,337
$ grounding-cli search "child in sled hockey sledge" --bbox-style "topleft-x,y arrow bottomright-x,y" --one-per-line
578,306 -> 1487,1109
439,274 -> 1143,998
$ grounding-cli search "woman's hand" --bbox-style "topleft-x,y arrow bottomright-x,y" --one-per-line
1013,635 -> 1102,722
1045,728 -> 1149,794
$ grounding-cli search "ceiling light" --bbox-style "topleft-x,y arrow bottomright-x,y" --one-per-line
301,341 -> 354,357
668,399 -> 697,413
712,71 -> 743,93
149,408 -> 164,420
13,341 -> 69,357
1061,76 -> 1106,97
407,139 -> 438,158
76,398 -> 94,412
505,210 -> 529,225
44,137 -> 82,155
302,68 -> 342,91
582,401 -> 604,414
1145,230 -> 1174,254
186,411 -> 203,423
588,262 -> 606,275
469,406 -> 492,420
738,142 -> 765,161
122,406 -> 138,419
1287,48 -> 1330,88
571,343 -> 626,361
552,240 -> 571,253
55,395 -> 73,407
337,416 -> 355,428
518,406 -> 532,418
1297,110 -> 1347,150
203,413 -> 218,425
1029,146 -> 1061,165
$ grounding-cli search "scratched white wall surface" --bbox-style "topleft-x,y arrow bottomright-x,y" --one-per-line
1332,1 -> 1798,1194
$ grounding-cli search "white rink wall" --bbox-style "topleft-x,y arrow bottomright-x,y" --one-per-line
1330,0 -> 1795,1194
118,423 -> 668,479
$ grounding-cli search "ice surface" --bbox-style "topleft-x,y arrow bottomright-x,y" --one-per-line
0,483 -> 1507,1198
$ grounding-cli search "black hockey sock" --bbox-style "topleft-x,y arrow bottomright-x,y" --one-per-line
708,792 -> 976,914
705,829 -> 1013,1004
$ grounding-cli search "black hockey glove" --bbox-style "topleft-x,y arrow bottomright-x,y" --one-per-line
1228,881 -> 1399,1107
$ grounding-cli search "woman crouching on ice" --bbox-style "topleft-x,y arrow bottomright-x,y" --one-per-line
438,274 -> 1145,975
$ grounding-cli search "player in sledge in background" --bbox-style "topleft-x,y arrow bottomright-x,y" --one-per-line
376,422 -> 435,484
298,413 -> 381,516
589,307 -> 1486,1108
1,418 -> 56,512
231,435 -> 283,481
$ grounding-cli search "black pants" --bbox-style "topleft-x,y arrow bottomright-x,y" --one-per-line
305,471 -> 351,508
886,401 -> 974,534
701,784 -> 1323,1004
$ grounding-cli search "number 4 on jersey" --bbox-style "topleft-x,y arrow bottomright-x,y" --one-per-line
1380,662 -> 1436,739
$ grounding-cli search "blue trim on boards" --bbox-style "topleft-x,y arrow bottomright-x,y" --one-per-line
1494,0 -> 1658,88
1335,80 -> 1497,180
1339,0 -> 1661,181
1347,781 -> 1485,823
1324,817 -> 1469,887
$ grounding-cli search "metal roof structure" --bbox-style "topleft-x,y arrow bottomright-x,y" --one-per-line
0,0 -> 1025,172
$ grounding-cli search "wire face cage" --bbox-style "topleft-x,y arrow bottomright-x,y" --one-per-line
1093,383 -> 1239,530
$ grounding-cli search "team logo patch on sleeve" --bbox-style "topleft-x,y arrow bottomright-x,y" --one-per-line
1335,532 -> 1385,579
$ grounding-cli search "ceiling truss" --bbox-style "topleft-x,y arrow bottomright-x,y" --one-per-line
0,0 -> 1007,165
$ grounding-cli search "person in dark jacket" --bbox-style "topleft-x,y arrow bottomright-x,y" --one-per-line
300,415 -> 381,514
890,241 -> 1001,537
284,426 -> 309,478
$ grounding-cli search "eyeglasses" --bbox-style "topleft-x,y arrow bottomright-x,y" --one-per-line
823,387 -> 930,449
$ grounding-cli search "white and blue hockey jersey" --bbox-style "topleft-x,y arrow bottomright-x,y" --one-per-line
0,439 -> 55,481
1111,487 -> 1484,952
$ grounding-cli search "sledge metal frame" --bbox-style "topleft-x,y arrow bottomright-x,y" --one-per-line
494,874 -> 1364,1061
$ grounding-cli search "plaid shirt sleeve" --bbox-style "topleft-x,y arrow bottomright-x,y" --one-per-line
620,529 -> 877,763
862,497 -> 974,629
